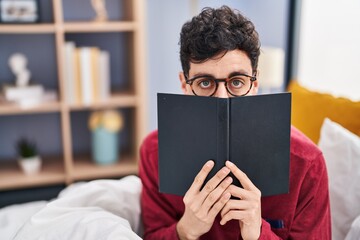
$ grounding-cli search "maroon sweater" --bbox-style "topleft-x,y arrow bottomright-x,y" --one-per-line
139,127 -> 331,239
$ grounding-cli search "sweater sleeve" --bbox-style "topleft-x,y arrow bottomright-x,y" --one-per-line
259,152 -> 331,239
139,135 -> 181,240
258,219 -> 282,240
287,152 -> 331,239
259,153 -> 331,240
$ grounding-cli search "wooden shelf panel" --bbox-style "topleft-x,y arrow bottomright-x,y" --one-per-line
0,158 -> 65,191
0,24 -> 56,34
0,100 -> 61,116
71,155 -> 138,181
68,93 -> 137,111
63,21 -> 136,33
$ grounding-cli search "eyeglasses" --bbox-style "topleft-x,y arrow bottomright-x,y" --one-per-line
185,73 -> 257,97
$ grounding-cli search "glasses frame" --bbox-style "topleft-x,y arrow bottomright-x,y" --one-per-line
185,73 -> 257,97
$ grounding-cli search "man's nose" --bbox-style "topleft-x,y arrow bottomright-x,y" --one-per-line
215,82 -> 229,98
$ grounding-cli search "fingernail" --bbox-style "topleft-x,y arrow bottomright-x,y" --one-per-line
224,192 -> 231,199
226,161 -> 234,167
206,160 -> 214,167
226,177 -> 232,183
222,167 -> 230,174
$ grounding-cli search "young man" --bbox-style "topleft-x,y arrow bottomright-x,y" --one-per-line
139,6 -> 331,240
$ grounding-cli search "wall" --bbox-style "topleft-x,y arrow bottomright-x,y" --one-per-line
297,0 -> 360,101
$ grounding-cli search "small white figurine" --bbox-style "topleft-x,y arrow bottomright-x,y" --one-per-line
8,53 -> 31,87
91,0 -> 108,22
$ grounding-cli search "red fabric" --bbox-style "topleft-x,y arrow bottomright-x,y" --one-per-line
139,126 -> 331,240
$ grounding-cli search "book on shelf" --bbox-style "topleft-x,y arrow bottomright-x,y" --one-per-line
99,51 -> 110,101
63,42 -> 76,104
2,84 -> 44,108
157,93 -> 291,197
79,47 -> 94,106
3,85 -> 44,101
1,84 -> 57,108
74,48 -> 82,104
91,47 -> 100,102
63,42 -> 111,105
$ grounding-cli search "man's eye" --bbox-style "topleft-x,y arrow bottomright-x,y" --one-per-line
198,79 -> 213,88
230,79 -> 245,88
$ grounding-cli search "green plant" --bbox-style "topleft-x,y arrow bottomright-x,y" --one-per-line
16,138 -> 38,158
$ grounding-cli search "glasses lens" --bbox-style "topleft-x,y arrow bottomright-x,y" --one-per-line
192,77 -> 217,96
227,75 -> 252,96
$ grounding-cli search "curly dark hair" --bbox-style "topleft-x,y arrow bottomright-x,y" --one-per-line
179,5 -> 261,77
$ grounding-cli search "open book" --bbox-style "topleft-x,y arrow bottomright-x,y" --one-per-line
157,93 -> 291,197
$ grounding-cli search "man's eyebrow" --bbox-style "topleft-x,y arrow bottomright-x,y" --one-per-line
228,71 -> 252,77
190,70 -> 252,79
191,72 -> 214,78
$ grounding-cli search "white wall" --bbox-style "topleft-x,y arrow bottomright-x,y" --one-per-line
297,0 -> 360,101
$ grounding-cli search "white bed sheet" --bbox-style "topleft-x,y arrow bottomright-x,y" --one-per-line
0,175 -> 143,240
0,201 -> 47,240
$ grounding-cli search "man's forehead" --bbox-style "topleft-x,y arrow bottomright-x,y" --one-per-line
189,50 -> 252,77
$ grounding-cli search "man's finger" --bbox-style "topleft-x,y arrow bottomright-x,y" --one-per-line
220,198 -> 252,218
202,176 -> 232,210
187,160 -> 215,195
226,184 -> 252,199
225,161 -> 258,192
220,210 -> 247,225
198,165 -> 230,200
208,191 -> 231,219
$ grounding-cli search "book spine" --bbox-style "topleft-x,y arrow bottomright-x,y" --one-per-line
90,48 -> 100,102
99,51 -> 110,100
63,42 -> 75,104
217,98 -> 230,163
74,48 -> 82,104
79,47 -> 93,105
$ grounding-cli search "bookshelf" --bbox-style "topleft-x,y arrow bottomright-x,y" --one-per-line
0,0 -> 147,190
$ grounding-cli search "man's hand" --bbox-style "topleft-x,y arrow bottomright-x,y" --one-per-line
176,160 -> 232,240
220,161 -> 262,240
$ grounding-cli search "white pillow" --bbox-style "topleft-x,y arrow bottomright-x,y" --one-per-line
318,118 -> 360,240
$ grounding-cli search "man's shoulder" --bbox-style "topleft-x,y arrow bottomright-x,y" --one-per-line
290,126 -> 322,161
141,130 -> 159,154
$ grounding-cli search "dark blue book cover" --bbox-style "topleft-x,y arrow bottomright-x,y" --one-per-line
157,93 -> 291,197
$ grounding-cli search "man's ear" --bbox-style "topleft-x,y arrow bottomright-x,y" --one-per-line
250,70 -> 259,94
179,71 -> 188,94
252,80 -> 259,94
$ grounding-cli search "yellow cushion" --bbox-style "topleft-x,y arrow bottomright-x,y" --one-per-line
288,81 -> 360,143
